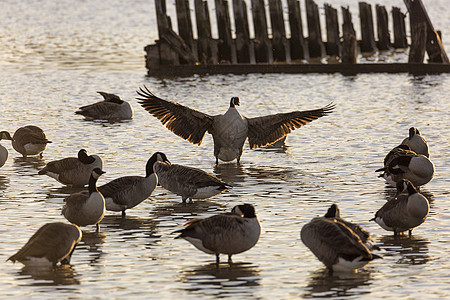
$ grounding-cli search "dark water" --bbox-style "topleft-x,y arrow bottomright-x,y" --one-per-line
1,0 -> 450,298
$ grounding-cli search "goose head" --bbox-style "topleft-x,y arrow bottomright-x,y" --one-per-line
324,204 -> 340,218
91,168 -> 105,180
97,92 -> 124,104
78,149 -> 99,164
395,179 -> 417,198
0,131 -> 13,141
229,97 -> 240,108
231,203 -> 256,218
146,152 -> 170,176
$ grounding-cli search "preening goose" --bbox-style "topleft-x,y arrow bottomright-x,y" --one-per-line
371,179 -> 429,236
0,131 -> 13,168
174,203 -> 261,264
401,127 -> 429,158
38,149 -> 103,187
137,86 -> 335,164
154,153 -> 230,203
12,125 -> 52,157
62,168 -> 106,232
301,204 -> 381,273
76,91 -> 133,120
98,152 -> 166,217
8,222 -> 82,266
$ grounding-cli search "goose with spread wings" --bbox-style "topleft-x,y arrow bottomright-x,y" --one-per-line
137,86 -> 335,164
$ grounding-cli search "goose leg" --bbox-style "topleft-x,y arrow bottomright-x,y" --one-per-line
216,254 -> 220,265
96,223 -> 100,232
228,255 -> 233,265
215,157 -> 219,165
408,230 -> 412,237
121,210 -> 126,218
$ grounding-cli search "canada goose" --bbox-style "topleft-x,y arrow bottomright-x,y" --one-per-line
174,203 -> 261,264
137,86 -> 335,164
0,131 -> 13,168
154,153 -> 230,203
7,222 -> 82,266
301,204 -> 381,273
12,125 -> 52,157
98,152 -> 166,217
62,168 -> 106,231
376,151 -> 434,187
371,179 -> 429,236
401,127 -> 429,158
76,91 -> 133,120
38,149 -> 103,187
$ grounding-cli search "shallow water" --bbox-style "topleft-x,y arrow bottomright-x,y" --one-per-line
1,0 -> 450,299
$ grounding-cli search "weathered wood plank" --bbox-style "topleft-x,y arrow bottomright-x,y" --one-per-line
324,4 -> 340,57
251,0 -> 272,63
195,0 -> 212,64
215,0 -> 234,63
409,22 -> 427,63
376,5 -> 391,50
269,0 -> 287,62
305,0 -> 324,58
287,0 -> 307,60
392,7 -> 408,48
341,6 -> 357,64
175,0 -> 195,53
359,2 -> 377,52
233,0 -> 251,63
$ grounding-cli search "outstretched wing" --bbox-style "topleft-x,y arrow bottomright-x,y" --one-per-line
136,86 -> 214,145
246,103 -> 335,149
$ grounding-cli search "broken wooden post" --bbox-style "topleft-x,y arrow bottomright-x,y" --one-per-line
392,7 -> 408,48
404,0 -> 449,63
269,0 -> 287,62
195,0 -> 213,64
359,2 -> 377,52
215,0 -> 234,63
341,6 -> 357,64
251,0 -> 272,63
287,0 -> 307,60
409,22 -> 427,63
324,4 -> 340,57
305,0 -> 324,58
155,0 -> 179,65
233,0 -> 251,63
376,5 -> 390,50
176,0 -> 195,55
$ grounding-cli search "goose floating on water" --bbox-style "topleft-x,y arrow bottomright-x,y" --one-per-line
401,127 -> 429,158
76,91 -> 133,121
174,203 -> 261,264
62,168 -> 106,232
0,131 -> 13,168
99,152 -> 166,217
153,153 -> 230,203
371,179 -> 429,236
8,222 -> 82,267
301,204 -> 381,273
12,125 -> 52,157
38,149 -> 103,187
137,86 -> 335,164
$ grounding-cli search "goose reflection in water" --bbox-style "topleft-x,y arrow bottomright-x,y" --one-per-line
378,235 -> 430,265
151,199 -> 226,220
213,163 -> 246,185
13,157 -> 46,173
0,175 -> 9,192
16,264 -> 80,286
303,268 -> 372,298
76,230 -> 106,266
179,262 -> 261,298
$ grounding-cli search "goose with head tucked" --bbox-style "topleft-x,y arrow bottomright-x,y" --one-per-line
153,153 -> 230,203
0,131 -> 13,168
62,168 -> 106,232
7,222 -> 82,267
174,203 -> 261,264
401,127 -> 429,158
301,204 -> 381,273
76,91 -> 133,121
38,149 -> 103,187
98,152 -> 166,217
137,86 -> 335,164
12,125 -> 52,157
371,179 -> 429,236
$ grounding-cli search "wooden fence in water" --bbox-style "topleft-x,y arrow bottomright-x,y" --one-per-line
145,0 -> 449,76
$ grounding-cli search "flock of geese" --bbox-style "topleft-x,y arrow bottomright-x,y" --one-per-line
1,88 -> 435,273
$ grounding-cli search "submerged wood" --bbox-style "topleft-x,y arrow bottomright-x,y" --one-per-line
359,2 -> 377,52
376,5 -> 391,50
287,0 -> 307,60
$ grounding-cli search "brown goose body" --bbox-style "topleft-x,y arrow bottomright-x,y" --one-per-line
137,86 -> 334,164
76,92 -> 133,120
12,125 -> 52,157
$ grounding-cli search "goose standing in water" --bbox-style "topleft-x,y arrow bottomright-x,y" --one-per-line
371,179 -> 429,236
12,125 -> 52,157
137,86 -> 335,164
62,168 -> 106,231
153,153 -> 230,203
98,152 -> 167,217
8,222 -> 82,266
401,127 -> 429,158
174,204 -> 261,264
76,92 -> 133,121
0,131 -> 13,168
38,149 -> 103,187
301,204 -> 381,273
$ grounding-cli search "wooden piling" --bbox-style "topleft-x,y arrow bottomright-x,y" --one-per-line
375,5 -> 390,50
408,22 -> 427,63
233,0 -> 251,63
287,0 -> 307,60
392,7 -> 408,48
324,4 -> 340,57
251,0 -> 272,63
269,0 -> 287,62
341,6 -> 357,64
215,0 -> 234,63
195,0 -> 217,64
175,0 -> 195,54
359,2 -> 377,52
305,0 -> 324,58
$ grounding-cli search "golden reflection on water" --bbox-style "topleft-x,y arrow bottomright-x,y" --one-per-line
378,235 -> 430,265
16,264 -> 80,286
